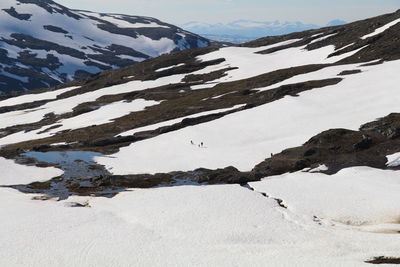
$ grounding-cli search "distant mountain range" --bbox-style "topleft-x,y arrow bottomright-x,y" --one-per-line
0,0 -> 210,93
181,19 -> 347,43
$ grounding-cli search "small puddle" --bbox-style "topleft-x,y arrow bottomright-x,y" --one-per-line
22,151 -> 108,179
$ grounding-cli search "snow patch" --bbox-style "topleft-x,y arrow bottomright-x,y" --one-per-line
155,63 -> 185,72
386,152 -> 400,167
361,18 -> 400,39
250,167 -> 400,227
0,157 -> 63,185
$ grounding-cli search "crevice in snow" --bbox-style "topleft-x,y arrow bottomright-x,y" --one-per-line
365,256 -> 400,265
242,183 -> 287,209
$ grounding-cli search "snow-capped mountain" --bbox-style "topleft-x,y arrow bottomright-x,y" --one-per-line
326,19 -> 347,26
181,19 -> 318,36
0,0 -> 210,93
1,9 -> 400,267
199,34 -> 255,44
181,20 -> 317,39
181,19 -> 347,44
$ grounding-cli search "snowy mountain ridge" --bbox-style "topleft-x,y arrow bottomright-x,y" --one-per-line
181,19 -> 347,42
0,9 -> 400,266
0,0 -> 210,93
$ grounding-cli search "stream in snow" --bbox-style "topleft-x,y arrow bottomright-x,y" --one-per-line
22,151 -> 109,179
11,150 -> 114,199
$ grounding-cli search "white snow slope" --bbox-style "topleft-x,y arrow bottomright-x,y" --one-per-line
0,157 -> 63,185
0,168 -> 400,267
97,49 -> 399,174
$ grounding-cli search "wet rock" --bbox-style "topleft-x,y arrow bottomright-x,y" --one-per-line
338,69 -> 362,75
353,135 -> 373,150
304,148 -> 317,157
365,256 -> 400,264
64,201 -> 90,208
252,114 -> 400,177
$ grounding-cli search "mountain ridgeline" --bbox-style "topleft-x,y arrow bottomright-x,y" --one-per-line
181,19 -> 347,43
0,0 -> 210,93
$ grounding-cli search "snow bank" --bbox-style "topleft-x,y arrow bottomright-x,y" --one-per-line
0,87 -> 79,108
309,33 -> 338,44
250,167 -> 400,227
0,177 -> 399,266
387,152 -> 400,167
257,63 -> 362,93
0,157 -> 63,185
191,42 -> 364,85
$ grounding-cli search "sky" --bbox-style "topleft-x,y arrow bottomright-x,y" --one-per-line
57,0 -> 400,25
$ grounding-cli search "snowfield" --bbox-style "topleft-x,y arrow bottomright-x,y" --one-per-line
190,42 -> 364,84
0,86 -> 79,107
96,59 -> 400,174
387,152 -> 400,167
0,157 -> 63,185
0,167 -> 399,266
250,167 -> 400,230
0,75 -> 185,146
44,99 -> 160,134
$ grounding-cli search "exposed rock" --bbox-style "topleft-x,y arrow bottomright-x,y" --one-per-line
252,114 -> 400,177
366,256 -> 400,264
2,7 -> 32,20
338,69 -> 362,75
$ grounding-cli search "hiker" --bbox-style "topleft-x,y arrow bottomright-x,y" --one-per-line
191,140 -> 194,145
201,142 -> 204,147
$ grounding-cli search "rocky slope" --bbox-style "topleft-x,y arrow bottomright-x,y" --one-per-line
0,0 -> 210,93
0,9 -> 400,266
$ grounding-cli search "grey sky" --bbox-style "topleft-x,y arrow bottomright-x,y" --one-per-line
56,0 -> 400,25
